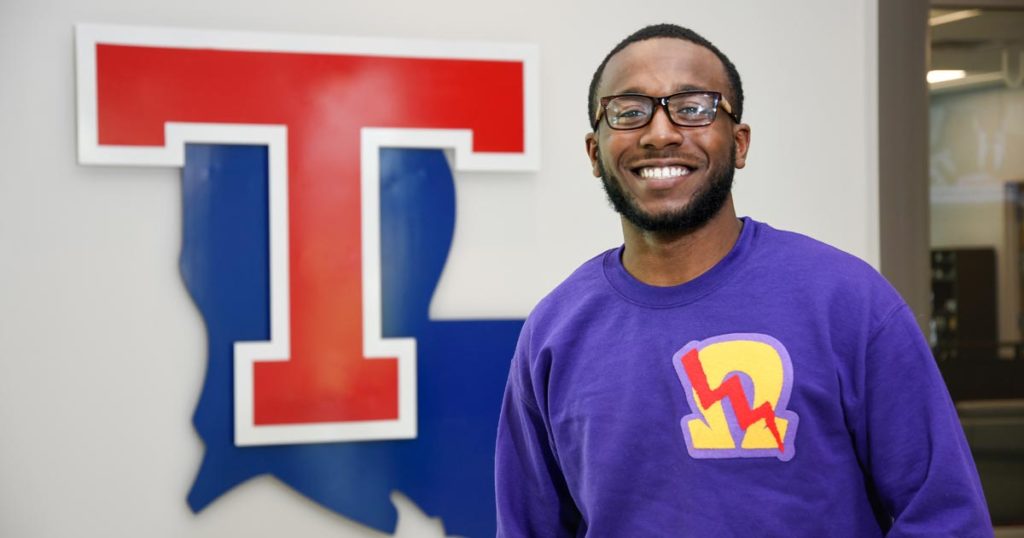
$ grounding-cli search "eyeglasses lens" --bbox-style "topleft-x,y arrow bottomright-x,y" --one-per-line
605,93 -> 717,129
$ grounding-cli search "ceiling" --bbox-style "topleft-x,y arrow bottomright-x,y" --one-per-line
929,8 -> 1024,91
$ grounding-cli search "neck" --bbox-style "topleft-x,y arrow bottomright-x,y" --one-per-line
620,199 -> 742,287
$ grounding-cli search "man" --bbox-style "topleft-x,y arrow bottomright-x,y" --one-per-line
494,23 -> 991,536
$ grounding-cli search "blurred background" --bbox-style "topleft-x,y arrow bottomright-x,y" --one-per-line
926,4 -> 1024,533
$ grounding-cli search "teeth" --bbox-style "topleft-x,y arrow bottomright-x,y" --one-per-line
638,166 -> 690,179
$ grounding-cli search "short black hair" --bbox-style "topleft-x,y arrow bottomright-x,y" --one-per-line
588,24 -> 744,127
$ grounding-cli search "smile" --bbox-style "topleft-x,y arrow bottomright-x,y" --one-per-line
636,166 -> 693,179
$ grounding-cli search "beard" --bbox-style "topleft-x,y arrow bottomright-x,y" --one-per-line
599,143 -> 735,235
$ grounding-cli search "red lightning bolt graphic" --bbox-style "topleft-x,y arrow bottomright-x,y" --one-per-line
681,348 -> 784,453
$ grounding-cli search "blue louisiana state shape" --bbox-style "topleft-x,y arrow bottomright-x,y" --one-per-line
182,144 -> 522,537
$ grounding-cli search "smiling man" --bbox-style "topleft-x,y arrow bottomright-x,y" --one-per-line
495,24 -> 992,537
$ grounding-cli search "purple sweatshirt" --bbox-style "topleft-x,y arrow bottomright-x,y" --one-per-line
496,218 -> 991,537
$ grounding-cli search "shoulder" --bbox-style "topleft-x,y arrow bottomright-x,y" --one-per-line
534,249 -> 611,312
752,221 -> 877,273
746,220 -> 906,326
514,248 -> 615,356
751,220 -> 894,288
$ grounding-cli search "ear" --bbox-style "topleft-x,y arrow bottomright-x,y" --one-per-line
585,131 -> 601,178
732,123 -> 751,169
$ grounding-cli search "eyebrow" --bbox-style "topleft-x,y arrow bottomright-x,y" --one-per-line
613,84 -> 710,95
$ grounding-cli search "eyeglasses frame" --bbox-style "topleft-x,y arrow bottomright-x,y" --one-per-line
592,90 -> 740,131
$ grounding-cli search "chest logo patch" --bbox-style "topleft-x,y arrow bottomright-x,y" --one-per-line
673,333 -> 798,461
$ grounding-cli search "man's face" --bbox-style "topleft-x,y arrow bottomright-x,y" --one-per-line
585,38 -> 750,233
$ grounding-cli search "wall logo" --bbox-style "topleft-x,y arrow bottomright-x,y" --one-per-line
75,24 -> 538,537
672,334 -> 799,461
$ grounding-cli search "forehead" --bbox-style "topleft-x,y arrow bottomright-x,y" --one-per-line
599,38 -> 729,97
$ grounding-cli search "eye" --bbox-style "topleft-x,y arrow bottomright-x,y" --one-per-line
607,98 -> 651,126
673,102 -> 706,117
618,108 -> 648,118
610,101 -> 648,114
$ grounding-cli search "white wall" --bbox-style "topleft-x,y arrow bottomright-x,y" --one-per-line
0,0 -> 879,536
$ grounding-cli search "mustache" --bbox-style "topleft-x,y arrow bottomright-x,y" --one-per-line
626,150 -> 706,165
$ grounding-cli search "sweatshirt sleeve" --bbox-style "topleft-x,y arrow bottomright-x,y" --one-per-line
495,349 -> 581,537
854,304 -> 992,537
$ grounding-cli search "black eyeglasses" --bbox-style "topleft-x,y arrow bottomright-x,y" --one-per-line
593,91 -> 739,131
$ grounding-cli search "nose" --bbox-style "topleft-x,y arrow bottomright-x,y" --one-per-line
638,105 -> 684,149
